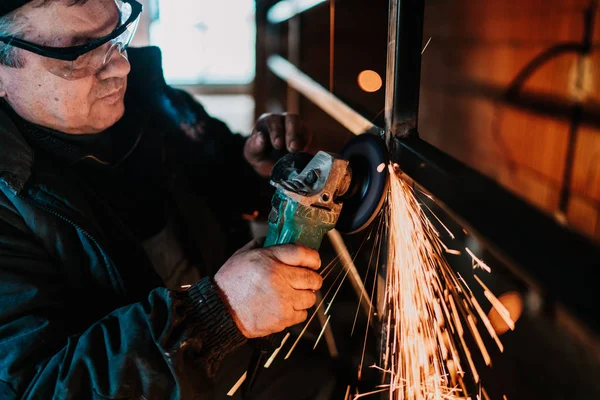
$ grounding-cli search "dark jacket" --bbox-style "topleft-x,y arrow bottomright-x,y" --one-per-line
0,46 -> 271,399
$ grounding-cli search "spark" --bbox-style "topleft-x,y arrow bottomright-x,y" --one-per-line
466,313 -> 491,366
474,275 -> 515,331
457,273 -> 504,352
264,332 -> 291,368
421,37 -> 433,54
324,233 -> 370,315
378,165 -> 512,399
383,166 -> 465,398
354,388 -> 389,399
352,216 -> 385,336
420,201 -> 456,239
481,388 -> 491,400
314,315 -> 331,349
441,242 -> 462,256
228,256 -> 349,399
465,248 -> 492,273
228,162 -> 515,400
227,372 -> 246,397
358,211 -> 384,380
320,253 -> 343,279
285,259 -> 348,360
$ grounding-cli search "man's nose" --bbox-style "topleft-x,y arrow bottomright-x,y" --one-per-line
96,43 -> 131,80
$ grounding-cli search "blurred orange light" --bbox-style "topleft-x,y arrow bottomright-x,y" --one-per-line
488,291 -> 524,335
357,70 -> 382,93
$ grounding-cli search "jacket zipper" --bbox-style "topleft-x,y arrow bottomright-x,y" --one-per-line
17,192 -> 126,295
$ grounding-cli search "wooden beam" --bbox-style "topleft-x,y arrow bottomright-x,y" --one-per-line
268,54 -> 383,136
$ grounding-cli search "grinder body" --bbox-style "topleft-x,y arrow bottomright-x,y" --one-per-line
264,191 -> 337,250
264,151 -> 351,250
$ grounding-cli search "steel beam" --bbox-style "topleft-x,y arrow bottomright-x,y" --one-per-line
384,0 -> 425,141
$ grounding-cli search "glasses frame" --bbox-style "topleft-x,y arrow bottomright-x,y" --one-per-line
0,0 -> 143,62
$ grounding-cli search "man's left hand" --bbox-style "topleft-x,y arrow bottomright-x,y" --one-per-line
244,113 -> 313,178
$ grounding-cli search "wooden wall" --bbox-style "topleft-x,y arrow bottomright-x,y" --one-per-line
419,0 -> 600,242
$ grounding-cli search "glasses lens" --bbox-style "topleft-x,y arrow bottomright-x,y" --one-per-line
44,1 -> 139,80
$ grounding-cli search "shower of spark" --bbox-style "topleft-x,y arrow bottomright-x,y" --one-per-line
227,163 -> 515,399
377,164 -> 512,400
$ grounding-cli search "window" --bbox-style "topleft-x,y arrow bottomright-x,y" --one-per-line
149,0 -> 256,85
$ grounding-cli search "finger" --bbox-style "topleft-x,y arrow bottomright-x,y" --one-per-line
292,290 -> 318,310
253,113 -> 271,134
284,113 -> 301,152
264,114 -> 286,150
244,130 -> 270,162
284,113 -> 312,152
244,131 -> 275,177
267,244 -> 321,270
284,266 -> 323,291
291,309 -> 309,326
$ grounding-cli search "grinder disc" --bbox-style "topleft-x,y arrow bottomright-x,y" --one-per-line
336,134 -> 389,234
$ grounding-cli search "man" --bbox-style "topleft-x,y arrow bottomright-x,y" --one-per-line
0,0 -> 331,398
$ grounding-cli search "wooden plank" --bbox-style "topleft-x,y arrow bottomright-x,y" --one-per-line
424,0 -> 587,43
567,195 -> 600,239
570,126 -> 600,201
419,89 -> 570,209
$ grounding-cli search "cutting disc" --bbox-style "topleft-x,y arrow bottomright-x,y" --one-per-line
336,134 -> 389,234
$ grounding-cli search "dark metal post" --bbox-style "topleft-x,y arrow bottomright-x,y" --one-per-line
286,15 -> 301,114
384,0 -> 425,142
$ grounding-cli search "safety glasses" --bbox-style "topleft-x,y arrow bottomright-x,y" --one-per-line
0,0 -> 142,80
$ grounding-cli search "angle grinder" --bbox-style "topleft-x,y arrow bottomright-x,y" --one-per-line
242,133 -> 389,397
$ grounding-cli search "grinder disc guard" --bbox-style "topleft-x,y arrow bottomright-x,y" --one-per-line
336,134 -> 389,234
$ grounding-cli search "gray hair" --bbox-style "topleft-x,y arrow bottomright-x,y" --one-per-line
0,0 -> 90,68
0,11 -> 25,68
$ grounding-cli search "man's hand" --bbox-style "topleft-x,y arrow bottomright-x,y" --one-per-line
214,241 -> 322,338
244,113 -> 313,178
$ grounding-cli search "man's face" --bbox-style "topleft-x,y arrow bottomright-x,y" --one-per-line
0,0 -> 131,134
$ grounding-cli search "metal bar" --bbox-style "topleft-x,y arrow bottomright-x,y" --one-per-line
253,1 -> 269,120
391,136 -> 600,334
268,55 -> 383,136
267,0 -> 327,24
286,16 -> 301,114
327,229 -> 374,320
314,290 -> 339,358
384,0 -> 425,140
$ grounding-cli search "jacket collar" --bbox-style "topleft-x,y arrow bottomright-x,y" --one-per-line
0,108 -> 33,194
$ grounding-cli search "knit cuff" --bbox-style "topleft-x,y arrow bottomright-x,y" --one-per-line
184,277 -> 247,360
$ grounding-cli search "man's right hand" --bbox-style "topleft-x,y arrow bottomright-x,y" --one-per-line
214,242 -> 323,339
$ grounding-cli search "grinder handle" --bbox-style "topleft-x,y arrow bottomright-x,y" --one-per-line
242,192 -> 328,398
